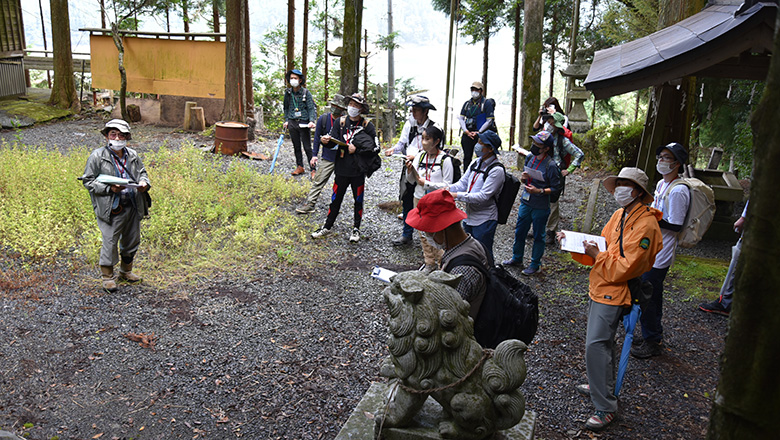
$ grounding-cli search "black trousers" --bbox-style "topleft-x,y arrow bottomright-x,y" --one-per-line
288,121 -> 313,169
325,174 -> 365,230
461,133 -> 478,172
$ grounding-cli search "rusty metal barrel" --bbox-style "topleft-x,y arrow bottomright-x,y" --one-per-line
214,121 -> 249,155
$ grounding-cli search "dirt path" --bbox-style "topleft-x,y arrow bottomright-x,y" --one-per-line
0,117 -> 731,439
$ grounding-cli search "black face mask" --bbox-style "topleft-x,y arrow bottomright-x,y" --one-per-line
530,144 -> 542,156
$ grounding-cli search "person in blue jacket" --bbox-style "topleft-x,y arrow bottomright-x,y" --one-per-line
503,130 -> 562,275
296,94 -> 346,214
283,69 -> 317,177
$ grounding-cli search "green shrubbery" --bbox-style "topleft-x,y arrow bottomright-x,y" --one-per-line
0,141 -> 319,288
576,120 -> 645,172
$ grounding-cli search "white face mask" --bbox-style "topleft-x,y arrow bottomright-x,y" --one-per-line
109,139 -> 127,151
347,106 -> 361,118
471,91 -> 481,100
289,79 -> 300,88
656,160 -> 677,176
613,186 -> 636,207
424,232 -> 445,250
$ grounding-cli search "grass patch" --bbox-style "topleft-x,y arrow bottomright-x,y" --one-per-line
0,140 -> 322,289
667,254 -> 729,302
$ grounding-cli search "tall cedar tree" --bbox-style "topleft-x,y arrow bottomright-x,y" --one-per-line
48,0 -> 81,113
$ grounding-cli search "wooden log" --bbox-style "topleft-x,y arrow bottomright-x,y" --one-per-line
183,101 -> 197,130
190,107 -> 206,131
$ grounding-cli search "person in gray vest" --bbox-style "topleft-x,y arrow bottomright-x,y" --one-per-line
81,119 -> 151,292
384,94 -> 436,246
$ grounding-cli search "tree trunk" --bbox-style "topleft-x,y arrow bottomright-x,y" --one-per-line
223,0 -> 246,122
443,0 -> 458,141
705,11 -> 780,439
519,0 -> 543,163
165,2 -> 171,33
48,0 -> 80,112
100,0 -> 106,28
109,22 -> 129,120
509,2 -> 520,146
482,21 -> 489,95
565,0 -> 581,112
324,1 -> 329,102
363,29 -> 368,98
39,0 -> 51,88
387,0 -> 395,141
287,0 -> 295,73
182,0 -> 190,39
302,0 -> 309,76
339,0 -> 363,95
213,0 -> 221,41
549,9 -> 557,99
243,0 -> 253,137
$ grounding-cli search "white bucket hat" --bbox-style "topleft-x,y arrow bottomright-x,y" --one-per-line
602,167 -> 654,205
101,119 -> 132,140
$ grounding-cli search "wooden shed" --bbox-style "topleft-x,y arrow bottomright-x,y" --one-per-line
0,0 -> 26,97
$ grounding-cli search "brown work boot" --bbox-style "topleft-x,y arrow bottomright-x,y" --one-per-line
100,265 -> 118,292
291,166 -> 305,176
119,262 -> 142,282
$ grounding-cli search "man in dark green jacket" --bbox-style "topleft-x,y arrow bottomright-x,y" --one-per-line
283,69 -> 318,177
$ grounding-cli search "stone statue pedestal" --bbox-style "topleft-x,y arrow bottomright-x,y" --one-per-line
335,382 -> 537,440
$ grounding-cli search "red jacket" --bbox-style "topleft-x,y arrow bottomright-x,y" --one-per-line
589,203 -> 663,307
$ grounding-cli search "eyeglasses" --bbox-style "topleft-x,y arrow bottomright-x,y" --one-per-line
108,131 -> 128,140
656,154 -> 676,162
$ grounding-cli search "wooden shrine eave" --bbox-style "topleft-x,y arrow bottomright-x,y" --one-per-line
584,0 -> 777,100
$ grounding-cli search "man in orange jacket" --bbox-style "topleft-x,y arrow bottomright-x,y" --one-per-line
560,167 -> 663,432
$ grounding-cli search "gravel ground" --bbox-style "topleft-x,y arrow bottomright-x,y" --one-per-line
1,114 -> 732,439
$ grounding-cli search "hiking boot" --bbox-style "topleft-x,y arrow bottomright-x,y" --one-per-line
119,262 -> 141,283
501,258 -> 523,268
585,411 -> 615,431
392,235 -> 412,246
699,299 -> 730,316
100,265 -> 118,293
311,227 -> 331,239
349,228 -> 360,243
630,340 -> 663,359
291,166 -> 305,176
545,230 -> 556,245
521,266 -> 541,276
575,384 -> 590,397
296,204 -> 316,214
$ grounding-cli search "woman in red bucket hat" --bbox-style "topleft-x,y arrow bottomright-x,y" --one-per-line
405,190 -> 489,319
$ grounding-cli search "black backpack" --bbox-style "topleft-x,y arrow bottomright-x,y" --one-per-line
446,252 -> 539,347
470,161 -> 521,224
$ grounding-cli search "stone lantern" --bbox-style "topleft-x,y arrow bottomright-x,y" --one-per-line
560,49 -> 592,133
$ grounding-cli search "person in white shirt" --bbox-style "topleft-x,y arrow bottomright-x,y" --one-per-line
385,95 -> 436,246
404,124 -> 455,272
631,142 -> 690,359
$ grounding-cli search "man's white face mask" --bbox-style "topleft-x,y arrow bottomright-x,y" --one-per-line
347,106 -> 361,118
471,91 -> 481,100
424,232 -> 445,250
109,139 -> 127,151
289,79 -> 300,88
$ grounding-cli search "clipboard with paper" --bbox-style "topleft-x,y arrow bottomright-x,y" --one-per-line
560,230 -> 607,266
96,174 -> 144,188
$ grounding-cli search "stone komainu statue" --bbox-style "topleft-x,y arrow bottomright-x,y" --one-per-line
377,270 -> 528,440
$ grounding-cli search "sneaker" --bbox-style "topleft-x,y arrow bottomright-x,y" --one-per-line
291,166 -> 305,176
349,228 -> 360,242
699,299 -> 730,316
575,384 -> 590,397
521,266 -> 540,276
296,204 -> 315,214
501,258 -> 523,268
585,411 -> 615,431
630,340 -> 663,359
397,213 -> 404,220
311,227 -> 331,239
392,235 -> 412,246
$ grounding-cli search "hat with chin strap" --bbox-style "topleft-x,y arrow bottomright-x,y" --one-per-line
101,119 -> 132,140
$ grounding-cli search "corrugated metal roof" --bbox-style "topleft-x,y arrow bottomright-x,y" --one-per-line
584,0 -> 777,99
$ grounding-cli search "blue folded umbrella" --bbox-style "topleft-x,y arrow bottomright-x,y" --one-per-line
615,304 -> 641,396
269,133 -> 284,174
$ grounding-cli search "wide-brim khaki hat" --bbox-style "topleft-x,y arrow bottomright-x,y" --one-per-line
602,167 -> 654,205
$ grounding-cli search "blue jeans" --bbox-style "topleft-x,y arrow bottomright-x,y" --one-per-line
639,266 -> 670,343
511,203 -> 550,270
718,237 -> 741,308
464,219 -> 498,261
